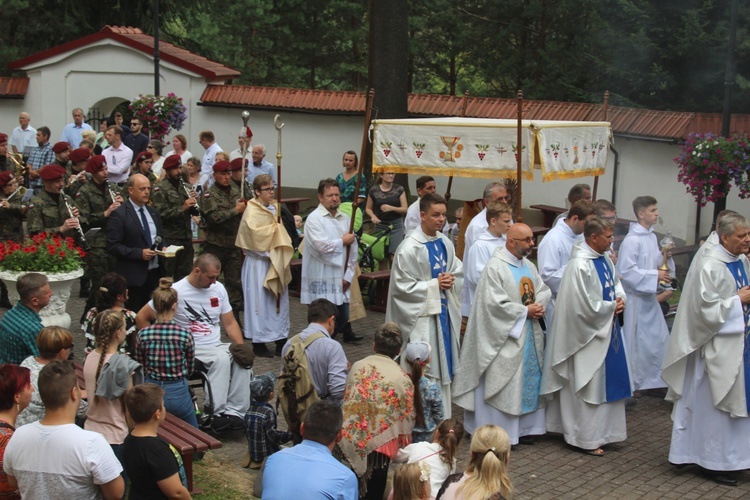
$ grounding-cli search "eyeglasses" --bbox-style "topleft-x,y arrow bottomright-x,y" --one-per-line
511,237 -> 534,244
602,216 -> 617,222
258,187 -> 275,192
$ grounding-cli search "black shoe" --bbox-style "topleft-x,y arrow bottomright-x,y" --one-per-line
211,415 -> 232,432
343,333 -> 364,343
699,467 -> 738,486
227,414 -> 245,431
253,343 -> 274,358
518,435 -> 536,445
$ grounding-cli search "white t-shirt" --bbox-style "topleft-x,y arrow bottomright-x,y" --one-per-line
4,422 -> 122,500
149,277 -> 231,346
394,441 -> 455,496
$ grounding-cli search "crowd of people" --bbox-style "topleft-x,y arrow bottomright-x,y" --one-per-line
1,107 -> 750,499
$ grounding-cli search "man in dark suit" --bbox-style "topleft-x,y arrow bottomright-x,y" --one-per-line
107,173 -> 164,312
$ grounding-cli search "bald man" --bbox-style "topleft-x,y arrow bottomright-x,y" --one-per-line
454,223 -> 551,445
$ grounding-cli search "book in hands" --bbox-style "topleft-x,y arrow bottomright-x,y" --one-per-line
155,245 -> 184,258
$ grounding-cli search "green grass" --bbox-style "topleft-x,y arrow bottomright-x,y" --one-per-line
192,453 -> 255,499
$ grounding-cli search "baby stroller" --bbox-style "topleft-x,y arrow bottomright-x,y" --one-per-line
338,202 -> 392,273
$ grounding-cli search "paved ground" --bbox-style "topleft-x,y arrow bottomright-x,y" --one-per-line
5,280 -> 749,499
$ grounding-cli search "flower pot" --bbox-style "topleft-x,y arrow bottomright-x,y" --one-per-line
0,268 -> 84,329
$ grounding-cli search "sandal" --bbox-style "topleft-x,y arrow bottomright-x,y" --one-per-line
583,447 -> 605,457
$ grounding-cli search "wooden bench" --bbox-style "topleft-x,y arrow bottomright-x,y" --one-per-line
359,269 -> 391,312
289,258 -> 302,297
73,362 -> 222,494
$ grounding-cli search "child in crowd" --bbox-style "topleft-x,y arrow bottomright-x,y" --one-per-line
391,462 -> 434,500
84,309 -> 142,473
134,278 -> 197,428
242,372 -> 292,470
394,419 -> 464,496
123,384 -> 191,499
82,273 -> 137,354
405,340 -> 445,443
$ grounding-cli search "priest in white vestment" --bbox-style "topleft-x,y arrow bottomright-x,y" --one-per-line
301,179 -> 360,342
537,200 -> 595,326
460,201 -> 513,317
453,223 -> 551,445
386,193 -> 462,417
662,213 -> 750,485
461,181 -> 510,261
542,218 -> 631,456
616,196 -> 673,392
235,174 -> 293,356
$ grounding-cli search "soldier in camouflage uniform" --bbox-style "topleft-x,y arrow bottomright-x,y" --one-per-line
52,141 -> 70,169
201,160 -> 246,312
26,164 -> 83,239
151,155 -> 196,281
63,147 -> 91,198
230,158 -> 253,200
0,171 -> 26,308
123,151 -> 158,203
76,155 -> 123,313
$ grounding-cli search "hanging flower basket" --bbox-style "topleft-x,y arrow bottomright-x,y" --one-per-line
130,93 -> 188,142
675,132 -> 750,207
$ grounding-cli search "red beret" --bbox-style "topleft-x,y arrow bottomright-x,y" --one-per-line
0,171 -> 14,187
229,158 -> 247,172
213,160 -> 231,173
163,155 -> 181,170
52,142 -> 70,154
0,133 -> 7,144
135,151 -> 153,163
39,164 -> 67,181
69,147 -> 90,163
85,155 -> 106,174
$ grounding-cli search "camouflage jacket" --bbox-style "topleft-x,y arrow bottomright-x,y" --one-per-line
232,178 -> 253,200
202,183 -> 242,247
27,190 -> 77,236
0,196 -> 26,241
152,178 -> 192,241
76,181 -> 115,248
63,162 -> 89,198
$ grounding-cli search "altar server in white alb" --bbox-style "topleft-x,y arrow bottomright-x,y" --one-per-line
453,223 -> 551,445
235,174 -> 293,357
386,193 -> 462,417
662,213 -> 750,486
615,196 -> 673,392
537,199 -> 595,326
462,181 -> 511,261
541,217 -> 631,456
461,201 -> 513,317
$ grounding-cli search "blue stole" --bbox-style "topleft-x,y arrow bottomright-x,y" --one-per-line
424,238 -> 453,378
507,261 -> 541,414
592,256 -> 631,402
725,260 -> 750,411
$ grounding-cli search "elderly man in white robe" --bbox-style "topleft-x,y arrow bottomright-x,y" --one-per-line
235,174 -> 293,357
537,199 -> 595,326
301,178 -> 362,342
541,217 -> 630,456
453,223 -> 551,445
461,201 -> 513,317
662,213 -> 750,486
386,192 -> 462,417
616,195 -> 673,394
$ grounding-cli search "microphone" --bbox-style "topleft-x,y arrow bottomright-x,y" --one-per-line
151,236 -> 162,251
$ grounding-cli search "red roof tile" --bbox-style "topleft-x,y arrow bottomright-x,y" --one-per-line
199,85 -> 750,141
9,26 -> 239,81
0,77 -> 29,99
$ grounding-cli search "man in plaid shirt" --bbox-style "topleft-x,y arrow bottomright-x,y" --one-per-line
25,126 -> 54,194
0,273 -> 52,364
243,372 -> 292,469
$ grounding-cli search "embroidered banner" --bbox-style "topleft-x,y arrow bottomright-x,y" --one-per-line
535,123 -> 610,181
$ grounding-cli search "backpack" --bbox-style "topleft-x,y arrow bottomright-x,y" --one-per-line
276,331 -> 326,435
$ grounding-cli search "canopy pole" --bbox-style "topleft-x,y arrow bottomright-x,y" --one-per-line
274,114 -> 285,312
515,90 -> 523,223
593,90 -> 610,200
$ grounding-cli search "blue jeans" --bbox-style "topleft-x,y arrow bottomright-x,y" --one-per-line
145,377 -> 199,428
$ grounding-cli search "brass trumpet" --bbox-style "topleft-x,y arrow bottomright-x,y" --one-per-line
179,178 -> 202,216
8,153 -> 27,178
106,182 -> 119,205
1,185 -> 26,207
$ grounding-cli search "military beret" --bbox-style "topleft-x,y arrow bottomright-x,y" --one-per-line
0,133 -> 7,144
0,171 -> 14,187
69,147 -> 90,163
52,142 -> 70,154
134,151 -> 153,163
212,160 -> 231,173
85,155 -> 107,174
163,155 -> 181,171
39,164 -> 66,181
229,158 -> 247,172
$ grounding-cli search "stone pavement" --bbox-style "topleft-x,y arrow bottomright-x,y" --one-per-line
4,281 -> 749,499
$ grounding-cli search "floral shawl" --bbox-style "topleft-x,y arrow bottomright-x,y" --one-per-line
340,354 -> 415,476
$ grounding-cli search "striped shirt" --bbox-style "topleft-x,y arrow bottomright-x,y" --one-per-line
0,303 -> 43,364
134,320 -> 195,381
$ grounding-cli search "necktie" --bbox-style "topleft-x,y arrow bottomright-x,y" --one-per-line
139,207 -> 152,247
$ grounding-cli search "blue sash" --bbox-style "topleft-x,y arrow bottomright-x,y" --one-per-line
508,262 -> 541,414
424,238 -> 453,378
593,257 -> 631,402
725,260 -> 750,411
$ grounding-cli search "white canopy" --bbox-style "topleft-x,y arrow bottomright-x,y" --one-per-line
372,117 -> 611,181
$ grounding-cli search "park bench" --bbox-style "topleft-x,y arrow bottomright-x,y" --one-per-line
73,362 -> 222,494
359,269 -> 391,313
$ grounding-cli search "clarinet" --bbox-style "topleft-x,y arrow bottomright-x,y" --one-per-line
63,198 -> 91,251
